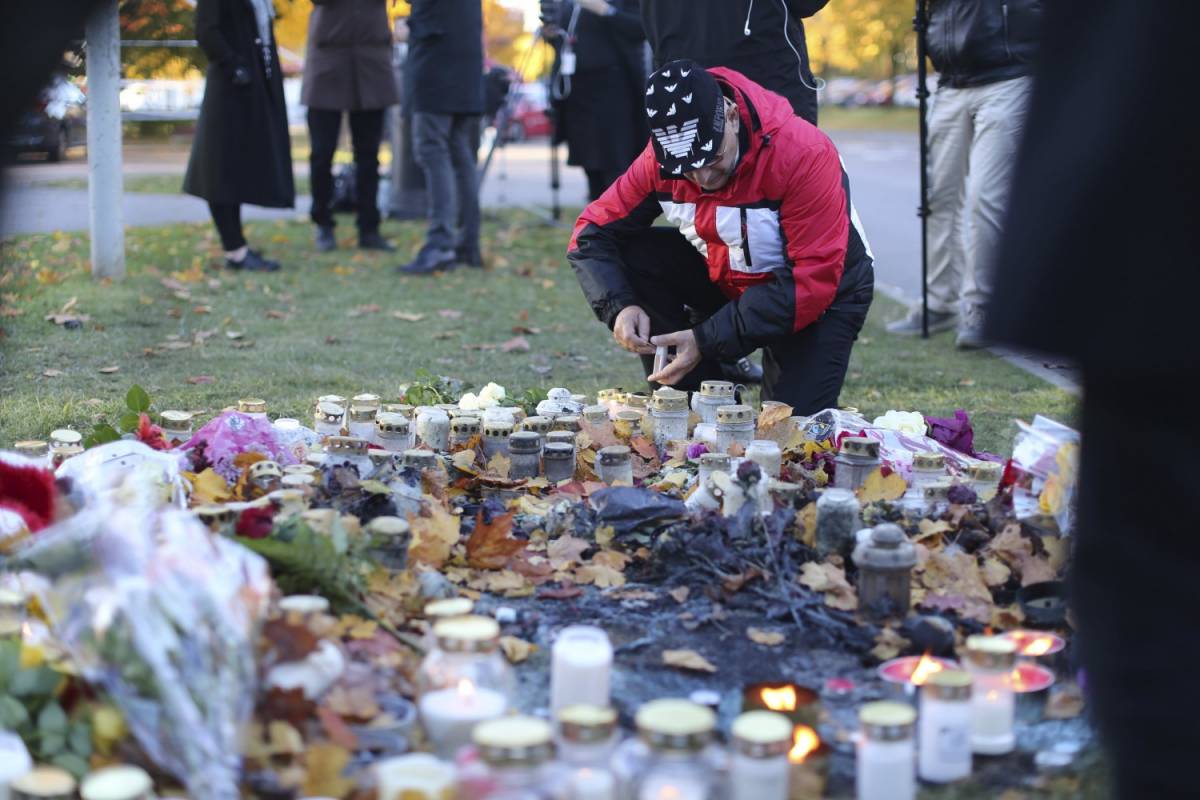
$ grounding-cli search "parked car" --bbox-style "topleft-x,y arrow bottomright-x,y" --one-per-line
504,82 -> 552,141
8,76 -> 87,161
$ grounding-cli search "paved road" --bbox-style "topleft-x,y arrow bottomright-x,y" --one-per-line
0,131 -> 923,297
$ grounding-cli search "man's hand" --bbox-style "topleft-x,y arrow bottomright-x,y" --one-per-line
648,329 -> 700,386
613,305 -> 655,355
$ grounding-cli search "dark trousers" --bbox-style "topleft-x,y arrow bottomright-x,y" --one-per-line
208,202 -> 245,251
307,107 -> 385,234
413,111 -> 481,260
585,168 -> 623,202
1075,371 -> 1200,798
618,228 -> 868,415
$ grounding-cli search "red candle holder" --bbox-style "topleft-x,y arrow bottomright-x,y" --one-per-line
1002,629 -> 1066,658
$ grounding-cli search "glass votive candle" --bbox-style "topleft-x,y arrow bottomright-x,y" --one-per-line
544,442 -> 576,483
918,669 -> 973,783
964,635 -> 1017,755
745,439 -> 783,479
730,711 -> 792,800
313,402 -> 345,438
550,625 -> 613,713
160,410 -> 194,446
507,431 -> 543,480
715,405 -> 756,453
237,398 -> 268,420
596,446 -> 633,485
856,701 -> 916,800
376,412 -> 411,452
450,416 -> 481,448
348,405 -> 378,441
482,421 -> 514,460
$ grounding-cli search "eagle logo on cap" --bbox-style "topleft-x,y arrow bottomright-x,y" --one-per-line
652,119 -> 700,159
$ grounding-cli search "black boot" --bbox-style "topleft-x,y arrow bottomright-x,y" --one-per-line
359,231 -> 395,252
720,356 -> 763,384
315,225 -> 336,252
398,248 -> 457,275
226,249 -> 281,272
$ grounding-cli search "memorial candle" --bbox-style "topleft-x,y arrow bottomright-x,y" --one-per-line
550,625 -> 613,712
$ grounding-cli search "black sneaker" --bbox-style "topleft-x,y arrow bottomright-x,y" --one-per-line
226,249 -> 281,272
456,248 -> 484,268
315,225 -> 336,252
359,231 -> 395,252
398,248 -> 457,275
720,356 -> 763,384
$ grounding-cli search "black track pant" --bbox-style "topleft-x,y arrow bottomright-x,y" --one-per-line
308,107 -> 385,234
617,228 -> 870,415
208,202 -> 245,251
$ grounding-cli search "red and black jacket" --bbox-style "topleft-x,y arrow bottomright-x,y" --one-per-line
567,67 -> 874,362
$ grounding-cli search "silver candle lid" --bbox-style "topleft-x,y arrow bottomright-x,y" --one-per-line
716,404 -> 753,425
349,405 -> 378,423
922,669 -> 972,701
508,431 -> 542,454
558,704 -> 618,744
598,445 -> 631,466
840,437 -> 881,459
451,416 -> 482,436
522,415 -> 553,434
859,701 -> 916,742
913,451 -> 946,471
483,421 -> 514,438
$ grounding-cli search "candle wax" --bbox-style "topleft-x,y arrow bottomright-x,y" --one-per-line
970,678 -> 1015,755
857,738 -> 914,800
550,627 -> 613,711
638,773 -> 708,800
731,753 -> 789,800
418,686 -> 507,758
568,768 -> 616,800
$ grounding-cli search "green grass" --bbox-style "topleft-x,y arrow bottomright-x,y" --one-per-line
0,213 -> 1074,450
819,105 -> 919,132
45,174 -> 312,195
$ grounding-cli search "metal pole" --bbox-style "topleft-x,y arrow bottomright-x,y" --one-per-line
913,0 -> 930,338
86,0 -> 125,279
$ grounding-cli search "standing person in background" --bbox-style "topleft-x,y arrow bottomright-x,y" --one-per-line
886,0 -> 1041,347
302,0 -> 399,253
399,0 -> 484,275
541,0 -> 647,201
184,0 -> 294,272
640,0 -> 828,124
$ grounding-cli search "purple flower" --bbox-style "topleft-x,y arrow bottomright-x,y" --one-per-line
925,409 -> 976,456
686,442 -> 709,460
182,411 -> 297,483
947,483 -> 978,505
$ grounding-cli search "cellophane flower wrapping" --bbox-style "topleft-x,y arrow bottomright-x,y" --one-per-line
13,505 -> 271,800
182,411 -> 297,483
1009,415 -> 1080,534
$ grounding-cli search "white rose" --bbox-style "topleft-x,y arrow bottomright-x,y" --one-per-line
458,392 -> 481,411
872,410 -> 927,436
477,382 -> 507,407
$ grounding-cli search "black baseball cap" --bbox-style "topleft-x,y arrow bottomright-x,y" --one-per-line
645,59 -> 726,179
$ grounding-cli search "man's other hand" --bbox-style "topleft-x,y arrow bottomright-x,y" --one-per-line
613,305 -> 655,354
648,330 -> 700,385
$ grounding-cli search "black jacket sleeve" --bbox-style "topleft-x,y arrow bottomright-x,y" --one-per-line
194,0 -> 238,69
567,146 -> 662,327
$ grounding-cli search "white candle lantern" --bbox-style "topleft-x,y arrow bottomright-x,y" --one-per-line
965,635 -> 1017,755
730,711 -> 792,800
551,625 -> 613,712
633,699 -> 718,800
374,753 -> 456,800
856,701 -> 916,800
417,615 -> 513,758
918,669 -> 973,782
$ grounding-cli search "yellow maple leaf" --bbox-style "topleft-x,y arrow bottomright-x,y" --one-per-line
302,742 -> 355,798
857,468 -> 907,503
186,468 -> 232,506
662,649 -> 718,673
747,628 -> 785,647
407,504 -> 461,568
500,635 -> 536,663
795,502 -> 817,547
485,452 -> 511,479
575,563 -> 626,588
451,449 -> 478,474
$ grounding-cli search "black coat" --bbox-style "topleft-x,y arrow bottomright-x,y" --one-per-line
183,0 -> 294,208
548,0 -> 647,172
406,0 -> 483,115
984,1 -> 1199,377
641,0 -> 828,124
927,0 -> 1041,89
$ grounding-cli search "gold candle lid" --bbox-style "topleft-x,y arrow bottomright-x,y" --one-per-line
15,440 -> 49,457
473,716 -> 553,767
913,452 -> 946,471
598,445 -> 631,465
237,398 -> 267,414
160,410 -> 194,427
651,388 -> 689,412
522,415 -> 553,433
613,410 -> 642,424
731,711 -> 792,758
349,405 -> 378,423
552,414 -> 582,432
859,701 -> 916,741
433,614 -> 500,652
558,704 -> 618,743
840,436 -> 881,458
624,392 -> 649,410
582,405 -> 609,423
425,597 -> 474,619
352,393 -> 381,409
922,669 -> 972,701
636,699 -> 715,751
376,412 -> 410,434
968,461 -> 1004,481
483,421 -> 514,438
49,428 -> 83,447
699,380 -> 735,398
451,416 -> 482,435
326,436 -> 370,456
597,388 -> 624,403
966,635 -> 1017,670
716,404 -> 753,424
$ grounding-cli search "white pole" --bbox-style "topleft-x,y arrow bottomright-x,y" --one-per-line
85,0 -> 125,279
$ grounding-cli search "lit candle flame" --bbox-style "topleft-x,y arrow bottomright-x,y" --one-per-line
456,678 -> 476,703
1023,636 -> 1055,657
1010,669 -> 1026,692
910,652 -> 944,686
788,725 -> 820,764
658,786 -> 682,800
760,685 -> 798,712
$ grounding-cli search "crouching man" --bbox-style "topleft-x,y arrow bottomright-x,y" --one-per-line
567,59 -> 874,413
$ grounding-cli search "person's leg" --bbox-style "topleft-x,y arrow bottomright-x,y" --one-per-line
348,108 -> 385,241
307,109 -> 341,233
1074,371 -> 1200,798
958,76 -> 1033,346
616,228 -> 729,392
760,290 -> 872,415
208,202 -> 246,252
894,85 -> 971,333
406,111 -> 457,268
449,114 -> 482,266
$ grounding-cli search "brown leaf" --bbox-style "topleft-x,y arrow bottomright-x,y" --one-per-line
799,562 -> 858,611
756,402 -> 794,435
578,418 -> 620,449
325,686 -> 381,721
187,375 -> 215,385
316,706 -> 359,750
407,504 -> 461,568
438,309 -> 463,319
916,518 -> 955,544
547,535 -> 590,570
669,586 -> 690,604
538,583 -> 584,600
592,550 -> 631,571
302,742 -> 355,798
574,562 -> 626,588
629,436 -> 657,460
500,336 -> 531,352
193,304 -> 213,315
484,452 -> 512,479
98,365 -> 120,374
662,649 -> 717,673
262,617 -> 319,662
347,303 -> 382,317
265,309 -> 289,319
1044,684 -> 1085,720
857,468 -> 907,503
795,502 -> 818,547
500,635 -> 536,663
747,627 -> 785,647
465,511 -> 526,569
870,627 -> 910,661
260,687 -> 316,727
